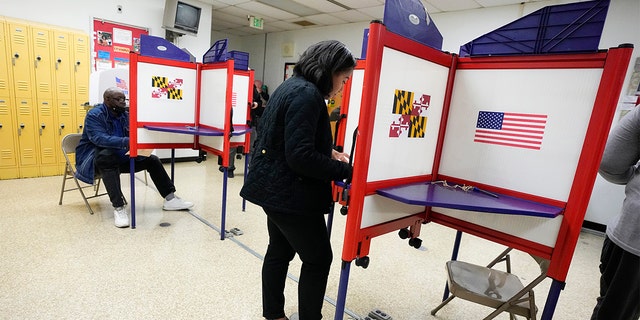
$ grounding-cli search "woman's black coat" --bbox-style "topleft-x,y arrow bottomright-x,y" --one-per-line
240,76 -> 352,215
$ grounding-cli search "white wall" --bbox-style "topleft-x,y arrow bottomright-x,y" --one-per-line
0,0 -> 213,63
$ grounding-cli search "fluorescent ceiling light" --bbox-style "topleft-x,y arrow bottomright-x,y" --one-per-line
256,0 -> 321,16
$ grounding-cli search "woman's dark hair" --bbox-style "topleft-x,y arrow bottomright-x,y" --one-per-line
293,40 -> 357,97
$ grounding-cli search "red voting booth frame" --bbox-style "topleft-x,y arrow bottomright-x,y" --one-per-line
333,21 -> 632,320
128,52 -> 253,238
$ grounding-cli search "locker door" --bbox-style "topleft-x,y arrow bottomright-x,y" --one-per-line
15,98 -> 38,177
56,99 -> 74,166
31,26 -> 54,100
0,97 -> 18,179
0,20 -> 13,97
7,21 -> 33,98
53,29 -> 72,100
75,101 -> 88,133
38,100 -> 60,175
72,33 -> 89,104
0,97 -> 17,167
72,33 -> 90,133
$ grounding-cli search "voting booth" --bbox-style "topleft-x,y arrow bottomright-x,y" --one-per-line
332,20 -> 632,320
127,35 -> 253,236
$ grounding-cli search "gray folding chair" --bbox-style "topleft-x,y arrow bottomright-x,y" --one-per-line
58,133 -> 108,214
431,247 -> 550,320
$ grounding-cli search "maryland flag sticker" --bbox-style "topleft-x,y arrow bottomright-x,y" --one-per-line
389,89 -> 430,138
151,76 -> 183,100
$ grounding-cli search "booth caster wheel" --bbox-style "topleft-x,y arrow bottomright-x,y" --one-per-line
398,228 -> 410,239
409,237 -> 422,249
355,256 -> 370,269
340,206 -> 348,215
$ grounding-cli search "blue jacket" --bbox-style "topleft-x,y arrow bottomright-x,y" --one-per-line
75,103 -> 130,184
240,76 -> 352,215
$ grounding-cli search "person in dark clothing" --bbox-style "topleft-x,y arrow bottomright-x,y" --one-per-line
76,87 -> 193,228
250,80 -> 269,150
240,40 -> 356,320
590,105 -> 640,320
219,81 -> 267,178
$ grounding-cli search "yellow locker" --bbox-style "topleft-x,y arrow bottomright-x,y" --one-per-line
56,99 -> 74,171
31,25 -> 54,100
76,101 -> 88,133
0,96 -> 18,179
37,99 -> 58,176
15,98 -> 38,177
0,19 -> 14,98
7,20 -> 33,99
72,32 -> 89,101
53,29 -> 72,100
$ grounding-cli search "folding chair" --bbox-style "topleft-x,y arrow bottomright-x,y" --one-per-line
431,247 -> 550,320
58,133 -> 109,214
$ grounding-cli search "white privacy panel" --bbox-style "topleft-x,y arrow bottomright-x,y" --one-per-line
367,47 -> 449,182
439,68 -> 602,201
136,62 -> 197,123
199,68 -> 227,129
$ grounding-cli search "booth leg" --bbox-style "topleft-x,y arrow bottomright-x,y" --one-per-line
242,153 -> 249,212
220,168 -> 228,240
334,261 -> 351,320
170,149 -> 175,183
441,230 -> 463,300
130,157 -> 136,229
541,279 -> 564,320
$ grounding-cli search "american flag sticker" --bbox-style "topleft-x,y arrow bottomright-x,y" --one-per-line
474,111 -> 547,150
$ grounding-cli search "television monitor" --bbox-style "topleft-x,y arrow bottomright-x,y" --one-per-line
162,0 -> 202,36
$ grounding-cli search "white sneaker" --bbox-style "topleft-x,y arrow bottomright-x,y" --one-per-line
163,196 -> 194,211
113,206 -> 129,228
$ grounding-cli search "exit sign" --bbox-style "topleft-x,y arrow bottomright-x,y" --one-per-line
249,16 -> 264,30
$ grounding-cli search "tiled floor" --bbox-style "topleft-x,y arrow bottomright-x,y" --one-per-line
0,158 -> 605,319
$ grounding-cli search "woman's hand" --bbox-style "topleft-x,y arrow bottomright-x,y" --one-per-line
332,149 -> 350,163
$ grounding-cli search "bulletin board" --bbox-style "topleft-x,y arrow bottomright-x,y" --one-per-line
93,18 -> 148,70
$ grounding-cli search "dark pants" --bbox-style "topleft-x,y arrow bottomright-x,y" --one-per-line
262,209 -> 332,320
95,148 -> 175,208
591,236 -> 640,320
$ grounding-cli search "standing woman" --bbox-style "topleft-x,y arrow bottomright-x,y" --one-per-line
240,40 -> 356,320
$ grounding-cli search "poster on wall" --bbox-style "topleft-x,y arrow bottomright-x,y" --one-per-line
93,18 -> 148,71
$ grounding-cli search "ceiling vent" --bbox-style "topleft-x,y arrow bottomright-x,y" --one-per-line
292,20 -> 316,26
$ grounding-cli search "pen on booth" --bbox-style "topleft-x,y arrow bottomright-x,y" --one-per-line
473,187 -> 499,198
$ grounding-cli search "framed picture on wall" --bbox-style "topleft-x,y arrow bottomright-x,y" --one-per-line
284,63 -> 295,81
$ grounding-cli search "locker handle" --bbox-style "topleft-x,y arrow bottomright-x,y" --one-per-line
75,60 -> 81,72
0,123 -> 2,129
77,124 -> 83,133
56,58 -> 62,70
59,123 -> 65,135
12,53 -> 19,66
35,55 -> 41,68
40,123 -> 46,135
18,123 -> 25,136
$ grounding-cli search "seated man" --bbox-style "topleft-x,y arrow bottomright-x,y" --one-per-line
75,87 -> 193,228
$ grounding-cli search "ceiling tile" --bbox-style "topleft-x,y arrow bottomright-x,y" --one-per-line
356,5 -> 384,20
331,9 -> 377,23
334,0 -> 381,9
302,13 -> 349,26
235,2 -> 300,19
212,10 -> 247,24
425,0 -> 482,11
291,0 -> 346,13
215,0 -> 252,5
268,20 -> 305,30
